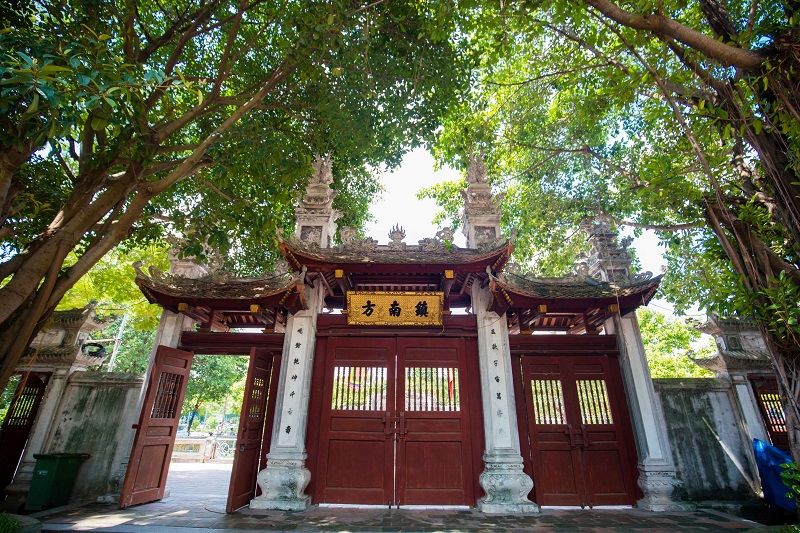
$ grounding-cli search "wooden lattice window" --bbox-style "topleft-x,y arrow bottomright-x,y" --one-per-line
150,372 -> 185,419
247,376 -> 266,421
4,382 -> 43,427
530,379 -> 566,425
577,379 -> 613,424
759,392 -> 787,434
404,367 -> 460,412
331,366 -> 387,411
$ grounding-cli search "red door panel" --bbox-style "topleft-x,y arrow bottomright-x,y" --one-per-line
0,373 -> 49,493
522,360 -> 584,505
312,336 -> 478,507
315,338 -> 394,504
750,376 -> 789,451
396,338 -> 473,505
227,348 -> 277,512
519,353 -> 637,507
119,346 -> 193,509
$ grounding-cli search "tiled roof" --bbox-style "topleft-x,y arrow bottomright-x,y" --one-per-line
282,238 -> 512,266
135,265 -> 295,300
500,272 -> 662,301
691,349 -> 772,373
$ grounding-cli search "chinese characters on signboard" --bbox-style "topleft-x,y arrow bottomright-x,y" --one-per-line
346,291 -> 444,326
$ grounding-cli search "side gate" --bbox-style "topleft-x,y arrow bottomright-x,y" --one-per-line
511,336 -> 639,507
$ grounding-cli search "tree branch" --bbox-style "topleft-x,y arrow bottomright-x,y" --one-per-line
582,0 -> 764,69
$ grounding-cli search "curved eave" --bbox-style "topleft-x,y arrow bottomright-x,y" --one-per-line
691,353 -> 772,373
489,276 -> 661,316
279,239 -> 513,274
136,276 -> 304,315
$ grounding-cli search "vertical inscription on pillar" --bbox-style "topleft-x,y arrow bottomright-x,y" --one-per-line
277,327 -> 308,447
487,324 -> 512,447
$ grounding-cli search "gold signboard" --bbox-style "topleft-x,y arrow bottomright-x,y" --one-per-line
346,291 -> 444,326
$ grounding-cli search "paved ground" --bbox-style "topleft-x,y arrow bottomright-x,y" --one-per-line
36,463 -> 772,532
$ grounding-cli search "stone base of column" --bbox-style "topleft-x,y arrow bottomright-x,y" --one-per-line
249,457 -> 311,511
636,466 -> 695,512
477,453 -> 539,514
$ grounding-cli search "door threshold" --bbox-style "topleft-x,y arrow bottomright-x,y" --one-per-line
318,504 -> 389,509
399,505 -> 471,510
541,505 -> 633,510
317,504 -> 471,510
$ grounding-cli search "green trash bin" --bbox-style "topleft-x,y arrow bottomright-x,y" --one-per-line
25,453 -> 90,512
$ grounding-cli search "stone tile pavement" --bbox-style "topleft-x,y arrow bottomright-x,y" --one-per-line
35,463 -> 774,532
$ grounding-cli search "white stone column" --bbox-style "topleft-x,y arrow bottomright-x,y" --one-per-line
471,284 -> 538,514
730,375 -> 769,443
251,283 -> 323,511
608,312 -> 691,511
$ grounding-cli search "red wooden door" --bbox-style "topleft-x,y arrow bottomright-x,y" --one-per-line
0,373 -> 49,492
750,376 -> 789,451
119,346 -> 193,509
227,348 -> 278,512
315,337 -> 394,504
258,353 -> 282,478
521,357 -> 585,505
314,337 -> 475,506
520,354 -> 637,507
396,338 -> 474,505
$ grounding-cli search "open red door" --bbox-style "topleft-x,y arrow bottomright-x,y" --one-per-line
226,348 -> 278,512
119,346 -> 193,509
0,373 -> 49,493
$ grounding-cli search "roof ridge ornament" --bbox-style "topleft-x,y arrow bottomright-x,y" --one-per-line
388,224 -> 406,249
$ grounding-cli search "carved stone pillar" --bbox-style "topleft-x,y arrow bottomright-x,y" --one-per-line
607,313 -> 692,511
471,284 -> 538,514
251,283 -> 323,511
461,154 -> 504,249
294,154 -> 340,248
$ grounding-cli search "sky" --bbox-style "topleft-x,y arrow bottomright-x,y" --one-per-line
364,147 -> 702,320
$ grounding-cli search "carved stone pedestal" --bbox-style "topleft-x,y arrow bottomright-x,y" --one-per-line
637,467 -> 694,511
478,453 -> 539,514
250,455 -> 311,511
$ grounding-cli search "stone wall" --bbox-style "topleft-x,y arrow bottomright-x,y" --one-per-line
654,378 -> 758,502
46,372 -> 143,501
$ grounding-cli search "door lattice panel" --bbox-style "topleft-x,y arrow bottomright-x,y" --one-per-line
577,379 -> 613,424
405,367 -> 460,412
4,383 -> 43,427
150,372 -> 185,419
331,366 -> 387,411
247,377 -> 266,421
759,392 -> 787,433
530,379 -> 566,425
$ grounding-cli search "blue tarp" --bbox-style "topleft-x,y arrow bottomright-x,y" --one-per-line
753,438 -> 797,513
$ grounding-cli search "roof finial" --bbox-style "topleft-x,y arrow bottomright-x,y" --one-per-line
388,224 -> 406,248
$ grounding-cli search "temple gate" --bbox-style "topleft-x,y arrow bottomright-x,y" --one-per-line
123,154 -> 686,513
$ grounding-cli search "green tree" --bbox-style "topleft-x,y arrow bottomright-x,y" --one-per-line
637,308 -> 714,378
0,0 -> 472,392
182,355 -> 247,436
427,0 -> 800,460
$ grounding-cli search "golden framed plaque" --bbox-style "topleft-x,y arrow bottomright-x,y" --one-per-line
346,291 -> 444,326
